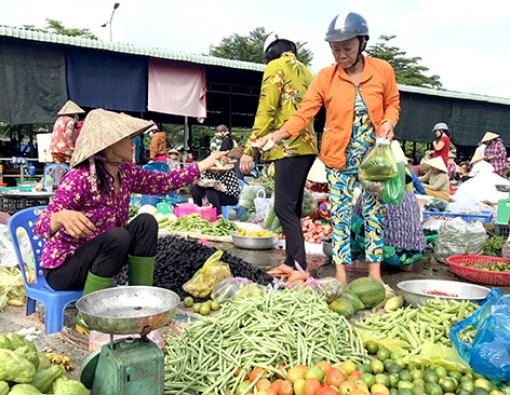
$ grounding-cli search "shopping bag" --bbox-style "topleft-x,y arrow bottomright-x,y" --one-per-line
450,288 -> 510,381
381,161 -> 406,205
254,189 -> 271,222
182,250 -> 232,299
359,138 -> 398,181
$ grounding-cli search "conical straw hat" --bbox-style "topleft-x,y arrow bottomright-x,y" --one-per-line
470,145 -> 486,164
57,100 -> 85,116
71,109 -> 155,167
307,158 -> 327,183
481,131 -> 500,143
423,157 -> 448,173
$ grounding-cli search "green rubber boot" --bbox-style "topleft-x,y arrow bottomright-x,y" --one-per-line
128,255 -> 156,286
76,272 -> 114,335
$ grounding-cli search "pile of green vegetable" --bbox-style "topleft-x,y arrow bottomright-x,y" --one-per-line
162,214 -> 238,236
0,267 -> 25,311
483,236 -> 506,257
164,288 -> 368,394
355,298 -> 479,352
263,189 -> 317,232
0,332 -> 87,395
460,261 -> 510,272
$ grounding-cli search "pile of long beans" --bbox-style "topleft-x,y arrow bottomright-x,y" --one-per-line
164,289 -> 368,394
164,214 -> 237,236
355,298 -> 478,352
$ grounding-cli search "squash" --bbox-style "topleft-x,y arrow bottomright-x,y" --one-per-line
328,297 -> 354,320
343,277 -> 386,308
342,291 -> 365,311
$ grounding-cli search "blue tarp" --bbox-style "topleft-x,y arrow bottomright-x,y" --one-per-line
66,49 -> 147,112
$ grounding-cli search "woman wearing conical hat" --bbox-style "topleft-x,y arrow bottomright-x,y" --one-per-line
481,131 -> 507,175
34,109 -> 227,334
49,100 -> 85,164
418,157 -> 450,201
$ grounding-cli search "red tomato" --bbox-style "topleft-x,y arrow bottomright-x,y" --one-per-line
304,378 -> 322,395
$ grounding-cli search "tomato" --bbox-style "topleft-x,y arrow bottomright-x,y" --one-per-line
338,361 -> 357,376
249,367 -> 267,382
338,380 -> 356,395
256,378 -> 271,391
288,367 -> 307,383
304,378 -> 322,395
294,379 -> 307,395
317,387 -> 338,395
275,364 -> 287,380
306,366 -> 325,382
315,361 -> 333,374
278,380 -> 294,395
236,382 -> 251,395
326,368 -> 346,387
348,371 -> 362,381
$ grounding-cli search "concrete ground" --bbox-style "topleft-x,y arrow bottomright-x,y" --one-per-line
1,242 -> 508,381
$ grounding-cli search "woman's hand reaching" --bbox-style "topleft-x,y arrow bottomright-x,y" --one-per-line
198,151 -> 230,173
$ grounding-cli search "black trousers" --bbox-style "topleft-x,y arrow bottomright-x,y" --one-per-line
274,155 -> 315,270
190,185 -> 238,215
43,214 -> 158,290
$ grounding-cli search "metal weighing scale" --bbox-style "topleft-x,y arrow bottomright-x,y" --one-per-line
77,286 -> 180,395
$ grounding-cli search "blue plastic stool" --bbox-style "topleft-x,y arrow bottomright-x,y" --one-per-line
221,179 -> 245,219
8,206 -> 83,334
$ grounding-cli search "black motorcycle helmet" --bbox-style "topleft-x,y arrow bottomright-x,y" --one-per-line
325,12 -> 369,69
264,33 -> 297,64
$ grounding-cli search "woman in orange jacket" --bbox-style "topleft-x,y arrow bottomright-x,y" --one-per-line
258,12 -> 400,285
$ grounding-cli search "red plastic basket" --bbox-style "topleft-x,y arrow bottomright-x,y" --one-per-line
445,255 -> 510,286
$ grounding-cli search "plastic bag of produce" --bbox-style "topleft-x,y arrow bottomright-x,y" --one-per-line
211,277 -> 251,303
263,189 -> 318,232
424,197 -> 449,212
433,217 -> 487,263
290,263 -> 342,303
450,288 -> 510,381
234,283 -> 266,300
183,251 -> 232,298
359,138 -> 398,181
238,185 -> 265,213
360,178 -> 384,196
381,161 -> 406,205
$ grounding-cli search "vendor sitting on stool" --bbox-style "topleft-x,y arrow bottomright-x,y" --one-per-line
167,148 -> 181,171
190,167 -> 241,217
418,157 -> 450,201
34,109 -> 226,334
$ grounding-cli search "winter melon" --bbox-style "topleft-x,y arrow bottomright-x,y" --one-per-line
343,277 -> 386,308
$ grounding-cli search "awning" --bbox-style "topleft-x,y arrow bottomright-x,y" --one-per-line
66,48 -> 147,112
148,58 -> 206,118
0,39 -> 67,124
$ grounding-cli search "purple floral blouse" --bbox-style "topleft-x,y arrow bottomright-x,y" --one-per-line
34,162 -> 200,269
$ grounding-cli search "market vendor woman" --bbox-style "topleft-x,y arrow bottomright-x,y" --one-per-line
34,109 -> 226,333
258,12 -> 400,285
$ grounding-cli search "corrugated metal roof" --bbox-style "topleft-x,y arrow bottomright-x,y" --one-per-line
1,25 -> 510,106
397,83 -> 510,106
0,25 -> 266,72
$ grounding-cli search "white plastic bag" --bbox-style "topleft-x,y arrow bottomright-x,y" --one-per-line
254,189 -> 271,222
434,217 -> 488,263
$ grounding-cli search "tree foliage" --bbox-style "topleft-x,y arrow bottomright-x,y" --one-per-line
366,35 -> 442,89
209,27 -> 314,67
23,19 -> 98,40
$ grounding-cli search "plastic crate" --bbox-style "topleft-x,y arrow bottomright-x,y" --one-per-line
0,185 -> 33,192
445,255 -> 510,286
422,210 -> 494,223
495,224 -> 510,238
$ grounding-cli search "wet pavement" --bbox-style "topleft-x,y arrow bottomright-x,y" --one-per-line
1,240 -> 508,380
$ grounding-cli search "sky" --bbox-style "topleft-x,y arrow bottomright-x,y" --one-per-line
2,0 -> 510,99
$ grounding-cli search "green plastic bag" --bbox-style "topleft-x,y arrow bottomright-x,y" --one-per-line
382,161 -> 406,205
360,138 -> 398,181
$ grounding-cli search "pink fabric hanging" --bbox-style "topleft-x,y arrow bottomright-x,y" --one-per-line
148,59 -> 207,118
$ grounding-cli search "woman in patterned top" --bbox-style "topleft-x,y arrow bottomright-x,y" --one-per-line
190,168 -> 241,216
240,32 -> 317,275
259,12 -> 400,286
34,109 -> 226,334
49,100 -> 85,164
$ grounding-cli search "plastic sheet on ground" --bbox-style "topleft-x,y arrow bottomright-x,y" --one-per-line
453,172 -> 510,204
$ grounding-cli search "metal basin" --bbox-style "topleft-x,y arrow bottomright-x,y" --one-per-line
397,279 -> 490,307
231,231 -> 278,250
76,286 -> 180,335
322,237 -> 332,258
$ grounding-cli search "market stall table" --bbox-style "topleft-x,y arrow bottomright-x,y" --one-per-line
0,190 -> 52,214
